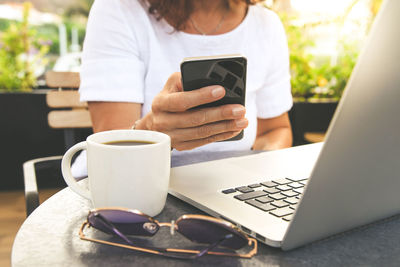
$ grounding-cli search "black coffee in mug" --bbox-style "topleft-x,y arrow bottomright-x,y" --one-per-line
103,140 -> 155,146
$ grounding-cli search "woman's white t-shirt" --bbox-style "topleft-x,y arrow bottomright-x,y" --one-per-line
73,0 -> 292,177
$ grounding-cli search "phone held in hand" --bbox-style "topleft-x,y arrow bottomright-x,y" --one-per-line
180,54 -> 247,141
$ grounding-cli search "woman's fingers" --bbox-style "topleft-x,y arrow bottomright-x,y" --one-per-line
153,84 -> 226,112
151,104 -> 246,131
172,130 -> 244,151
146,72 -> 249,151
166,118 -> 248,146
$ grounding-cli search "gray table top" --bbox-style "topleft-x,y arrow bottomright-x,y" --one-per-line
12,151 -> 400,266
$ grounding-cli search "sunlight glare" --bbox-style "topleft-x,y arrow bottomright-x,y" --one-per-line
291,0 -> 356,16
289,0 -> 372,57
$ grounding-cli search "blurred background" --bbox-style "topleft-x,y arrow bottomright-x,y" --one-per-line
0,0 -> 91,90
0,0 -> 382,98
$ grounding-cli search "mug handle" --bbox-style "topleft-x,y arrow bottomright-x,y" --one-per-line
61,141 -> 91,200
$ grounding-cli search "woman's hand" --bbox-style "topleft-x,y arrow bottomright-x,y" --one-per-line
138,72 -> 248,151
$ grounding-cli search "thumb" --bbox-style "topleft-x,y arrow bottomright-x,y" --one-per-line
164,72 -> 183,93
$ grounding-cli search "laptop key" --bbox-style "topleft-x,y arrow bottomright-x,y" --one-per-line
282,214 -> 294,222
290,204 -> 299,210
284,197 -> 299,205
245,200 -> 276,212
248,183 -> 262,188
261,181 -> 277,188
234,190 -> 267,201
281,190 -> 298,197
272,178 -> 292,185
245,199 -> 263,208
269,193 -> 286,200
276,185 -> 292,191
288,182 -> 304,189
263,187 -> 280,194
293,188 -> 305,194
271,200 -> 290,208
255,196 -> 273,203
222,188 -> 236,194
287,177 -> 308,182
235,186 -> 254,193
270,207 -> 293,217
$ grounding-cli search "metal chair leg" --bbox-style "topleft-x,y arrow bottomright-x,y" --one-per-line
23,156 -> 63,217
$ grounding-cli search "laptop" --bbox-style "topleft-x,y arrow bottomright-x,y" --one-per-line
169,0 -> 400,250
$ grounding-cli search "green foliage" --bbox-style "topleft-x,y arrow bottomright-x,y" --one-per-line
34,23 -> 60,54
280,12 -> 361,101
313,41 -> 359,99
0,2 -> 50,91
31,21 -> 88,56
0,18 -> 12,31
63,19 -> 87,48
274,0 -> 383,101
280,14 -> 317,100
64,0 -> 94,18
30,21 -> 87,56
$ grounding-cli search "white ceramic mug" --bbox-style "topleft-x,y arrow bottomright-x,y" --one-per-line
61,130 -> 171,216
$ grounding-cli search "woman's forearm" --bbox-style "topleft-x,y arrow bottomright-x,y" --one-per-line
253,113 -> 293,151
252,126 -> 292,151
87,102 -> 142,133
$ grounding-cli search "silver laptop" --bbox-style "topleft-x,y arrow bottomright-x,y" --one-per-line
169,0 -> 400,250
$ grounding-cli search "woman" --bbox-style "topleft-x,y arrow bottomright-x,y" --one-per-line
73,0 -> 293,176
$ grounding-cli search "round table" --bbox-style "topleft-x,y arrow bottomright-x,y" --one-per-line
12,151 -> 400,266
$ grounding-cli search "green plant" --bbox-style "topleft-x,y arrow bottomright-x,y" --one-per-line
313,40 -> 359,99
276,0 -> 378,101
280,13 -> 318,100
0,2 -> 50,92
63,19 -> 87,49
64,0 -> 94,18
280,13 -> 361,101
0,18 -> 12,31
35,23 -> 60,55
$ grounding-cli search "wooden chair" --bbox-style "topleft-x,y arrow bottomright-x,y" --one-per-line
46,71 -> 92,150
303,132 -> 326,143
23,71 -> 92,216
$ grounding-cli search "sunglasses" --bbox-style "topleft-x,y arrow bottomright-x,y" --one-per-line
79,207 -> 257,259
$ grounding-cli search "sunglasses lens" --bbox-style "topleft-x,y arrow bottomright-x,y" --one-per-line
177,218 -> 248,250
88,209 -> 159,236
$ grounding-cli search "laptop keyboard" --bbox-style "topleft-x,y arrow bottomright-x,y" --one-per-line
222,177 -> 308,222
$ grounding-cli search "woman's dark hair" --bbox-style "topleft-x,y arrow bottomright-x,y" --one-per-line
146,0 -> 262,31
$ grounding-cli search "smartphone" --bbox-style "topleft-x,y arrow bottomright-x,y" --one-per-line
180,54 -> 247,140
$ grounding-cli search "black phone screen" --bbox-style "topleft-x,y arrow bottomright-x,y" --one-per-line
180,55 -> 247,140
